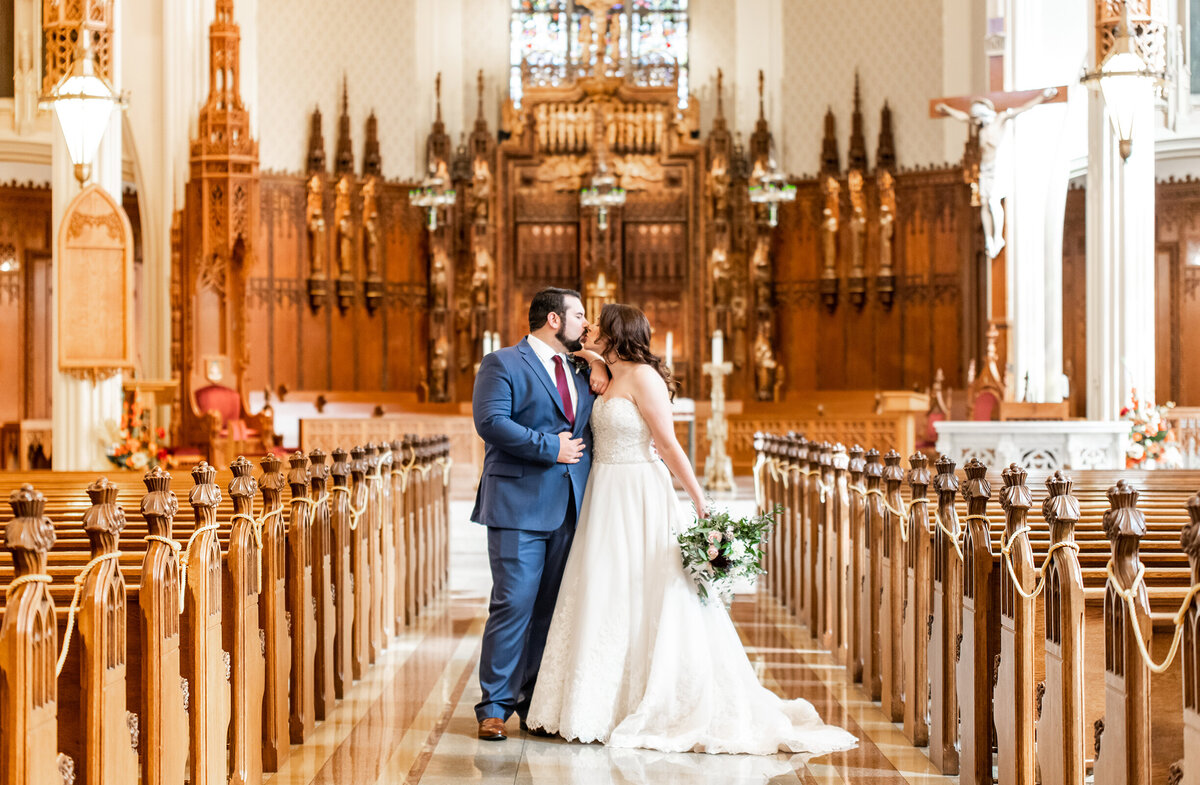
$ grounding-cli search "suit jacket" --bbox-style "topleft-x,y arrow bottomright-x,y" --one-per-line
470,337 -> 595,530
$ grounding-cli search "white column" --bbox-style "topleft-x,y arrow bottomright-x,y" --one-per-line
1007,0 -> 1087,403
51,7 -> 126,470
1084,29 -> 1156,418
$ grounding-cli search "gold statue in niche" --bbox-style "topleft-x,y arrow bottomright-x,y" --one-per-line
306,173 -> 327,310
820,175 -> 841,310
335,176 -> 354,279
754,321 -> 779,402
876,169 -> 897,308
847,169 -> 867,307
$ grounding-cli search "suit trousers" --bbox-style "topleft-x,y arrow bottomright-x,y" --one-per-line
475,486 -> 577,722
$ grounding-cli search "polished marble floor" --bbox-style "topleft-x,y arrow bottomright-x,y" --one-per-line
264,491 -> 955,785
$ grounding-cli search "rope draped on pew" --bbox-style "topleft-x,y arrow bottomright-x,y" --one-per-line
1105,561 -> 1200,674
863,488 -> 910,541
56,551 -> 123,676
997,523 -> 1081,600
393,446 -> 418,492
5,572 -> 51,601
751,453 -> 766,508
329,486 -> 367,530
230,501 -> 285,585
935,510 -> 965,562
434,456 -> 454,486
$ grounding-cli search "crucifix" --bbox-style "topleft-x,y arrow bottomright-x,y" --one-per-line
703,330 -> 735,492
929,86 -> 1065,259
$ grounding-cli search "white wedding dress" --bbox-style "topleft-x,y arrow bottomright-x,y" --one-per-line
526,396 -> 857,756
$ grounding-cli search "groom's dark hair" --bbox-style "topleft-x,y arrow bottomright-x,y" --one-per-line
528,287 -> 582,331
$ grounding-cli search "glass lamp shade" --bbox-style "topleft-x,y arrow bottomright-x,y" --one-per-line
50,69 -> 116,184
1099,47 -> 1151,151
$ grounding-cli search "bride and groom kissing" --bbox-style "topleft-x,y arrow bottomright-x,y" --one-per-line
470,287 -> 856,756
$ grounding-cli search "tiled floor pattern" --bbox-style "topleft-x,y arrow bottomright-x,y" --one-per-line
265,497 -> 956,785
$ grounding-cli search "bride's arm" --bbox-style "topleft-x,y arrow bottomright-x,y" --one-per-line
630,366 -> 707,517
572,348 -> 612,394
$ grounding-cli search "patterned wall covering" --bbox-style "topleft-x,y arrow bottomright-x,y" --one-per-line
780,0 -> 948,175
255,0 -> 421,177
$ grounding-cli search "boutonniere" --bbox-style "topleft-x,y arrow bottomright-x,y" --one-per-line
567,354 -> 590,374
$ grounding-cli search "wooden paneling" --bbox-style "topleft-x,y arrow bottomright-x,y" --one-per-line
1062,185 -> 1087,418
772,167 -> 968,396
0,184 -> 52,425
1154,179 -> 1200,407
248,175 -> 429,397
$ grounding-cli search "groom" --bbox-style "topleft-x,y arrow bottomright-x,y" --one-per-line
471,288 -> 598,741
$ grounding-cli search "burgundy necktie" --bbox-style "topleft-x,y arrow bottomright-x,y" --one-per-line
553,355 -> 576,427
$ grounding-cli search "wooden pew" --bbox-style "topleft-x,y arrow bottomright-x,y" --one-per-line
224,457 -> 265,785
903,453 -> 931,747
930,456 -> 960,774
285,451 -> 317,743
347,446 -> 371,678
328,448 -> 354,698
880,449 -> 906,724
0,424 -> 453,785
860,448 -> 884,701
309,449 -> 336,722
958,458 -> 997,785
1,484 -> 61,784
846,446 -> 866,685
257,453 -> 290,771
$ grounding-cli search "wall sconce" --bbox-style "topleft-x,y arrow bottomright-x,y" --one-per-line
409,167 -> 456,231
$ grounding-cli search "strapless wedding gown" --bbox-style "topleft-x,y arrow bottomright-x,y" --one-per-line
526,396 -> 857,756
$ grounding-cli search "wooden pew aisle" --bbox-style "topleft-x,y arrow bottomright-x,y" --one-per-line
0,434 -> 452,785
753,432 -> 1200,785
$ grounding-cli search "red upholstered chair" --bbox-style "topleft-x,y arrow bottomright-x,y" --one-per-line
970,390 -> 1000,421
916,368 -> 952,452
966,325 -> 1006,422
191,383 -> 276,466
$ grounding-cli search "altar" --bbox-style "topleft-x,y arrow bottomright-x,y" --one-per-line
934,420 -> 1130,471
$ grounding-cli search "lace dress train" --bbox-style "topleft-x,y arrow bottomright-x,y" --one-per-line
526,396 -> 857,756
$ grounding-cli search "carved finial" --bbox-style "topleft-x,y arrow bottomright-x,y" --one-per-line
882,449 -> 904,485
363,111 -> 381,176
309,448 -> 329,483
350,445 -> 368,476
307,106 -> 326,173
476,69 -> 485,121
141,466 -> 178,525
934,455 -> 958,494
863,447 -> 882,476
960,458 -> 990,505
1001,463 -> 1031,510
1104,479 -> 1146,541
716,68 -> 725,119
6,484 -> 56,554
435,71 -> 443,124
877,100 -> 896,171
189,461 -> 221,508
821,106 -> 840,173
1182,491 -> 1200,575
287,450 -> 310,493
908,452 -> 931,489
848,71 -> 867,171
336,77 -> 354,175
83,477 -> 124,540
848,445 -> 866,478
757,69 -> 765,120
229,456 -> 258,501
258,453 -> 286,493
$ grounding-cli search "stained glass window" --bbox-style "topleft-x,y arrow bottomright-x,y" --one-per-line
509,0 -> 689,108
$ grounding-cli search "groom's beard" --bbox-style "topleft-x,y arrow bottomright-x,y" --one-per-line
557,325 -> 584,353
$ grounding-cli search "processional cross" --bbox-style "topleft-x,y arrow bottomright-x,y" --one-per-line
929,86 -> 1065,259
703,330 -> 735,492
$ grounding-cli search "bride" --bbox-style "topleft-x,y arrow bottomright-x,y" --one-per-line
525,303 -> 857,757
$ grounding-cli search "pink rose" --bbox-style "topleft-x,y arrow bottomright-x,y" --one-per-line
706,545 -> 719,560
707,532 -> 723,544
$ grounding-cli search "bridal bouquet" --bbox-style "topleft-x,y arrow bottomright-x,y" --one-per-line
678,505 -> 780,605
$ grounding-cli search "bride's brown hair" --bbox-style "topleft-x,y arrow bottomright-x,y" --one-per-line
597,303 -> 679,401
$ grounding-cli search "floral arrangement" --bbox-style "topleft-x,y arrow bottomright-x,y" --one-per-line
1121,389 -> 1180,469
677,505 -> 779,605
106,393 -> 168,471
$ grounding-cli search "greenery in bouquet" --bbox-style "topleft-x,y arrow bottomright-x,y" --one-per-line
1120,389 -> 1179,469
677,505 -> 780,605
105,393 -> 168,471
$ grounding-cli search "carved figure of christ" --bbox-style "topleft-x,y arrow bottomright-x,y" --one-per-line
930,86 -> 1065,259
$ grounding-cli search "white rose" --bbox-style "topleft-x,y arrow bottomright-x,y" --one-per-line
129,451 -> 150,469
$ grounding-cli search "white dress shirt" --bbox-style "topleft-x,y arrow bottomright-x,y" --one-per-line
526,333 -> 578,414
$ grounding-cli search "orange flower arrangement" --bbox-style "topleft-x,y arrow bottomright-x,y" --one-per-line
107,393 -> 169,470
1120,389 -> 1178,469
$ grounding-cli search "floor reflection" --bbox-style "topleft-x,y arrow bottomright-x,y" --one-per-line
517,740 -> 802,784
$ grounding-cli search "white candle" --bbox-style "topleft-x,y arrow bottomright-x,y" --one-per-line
482,332 -> 490,356
665,331 -> 674,370
712,330 -> 723,366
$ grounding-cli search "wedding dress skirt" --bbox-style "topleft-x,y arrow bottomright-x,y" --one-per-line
526,396 -> 857,756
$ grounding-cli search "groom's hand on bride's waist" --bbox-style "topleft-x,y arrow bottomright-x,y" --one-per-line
557,432 -> 586,464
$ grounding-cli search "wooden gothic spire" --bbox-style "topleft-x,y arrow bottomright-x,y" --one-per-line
335,76 -> 354,175
848,72 -> 867,172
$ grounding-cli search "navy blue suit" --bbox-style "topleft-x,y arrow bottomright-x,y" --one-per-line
472,337 -> 595,722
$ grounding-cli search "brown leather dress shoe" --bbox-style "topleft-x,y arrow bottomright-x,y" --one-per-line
478,717 -> 507,741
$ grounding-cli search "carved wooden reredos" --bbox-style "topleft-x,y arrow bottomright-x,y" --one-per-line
164,0 -> 985,422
